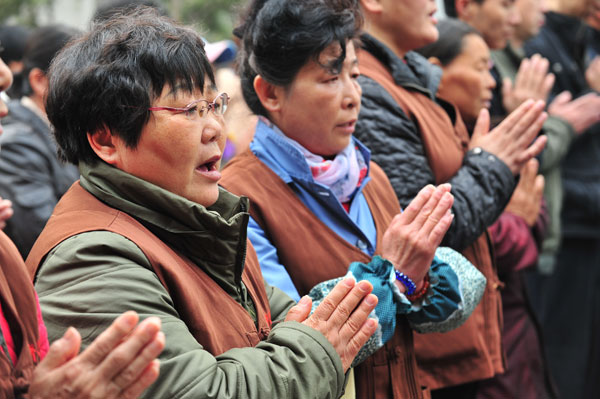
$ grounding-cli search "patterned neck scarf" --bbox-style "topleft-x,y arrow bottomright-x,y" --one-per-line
272,123 -> 368,204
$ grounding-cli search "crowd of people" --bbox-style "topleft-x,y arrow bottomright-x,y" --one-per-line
0,0 -> 599,398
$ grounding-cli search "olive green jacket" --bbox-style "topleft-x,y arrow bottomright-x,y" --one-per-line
493,44 -> 575,273
34,161 -> 346,398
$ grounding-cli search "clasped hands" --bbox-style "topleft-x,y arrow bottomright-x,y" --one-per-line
284,184 -> 454,371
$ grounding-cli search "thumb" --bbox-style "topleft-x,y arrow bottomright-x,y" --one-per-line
534,174 -> 545,195
550,91 -> 572,108
285,295 -> 312,322
37,327 -> 81,371
522,158 -> 539,181
471,108 -> 491,142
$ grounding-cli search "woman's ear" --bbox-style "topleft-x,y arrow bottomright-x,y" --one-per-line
456,0 -> 475,20
87,127 -> 121,166
253,75 -> 283,114
359,0 -> 384,14
28,68 -> 49,100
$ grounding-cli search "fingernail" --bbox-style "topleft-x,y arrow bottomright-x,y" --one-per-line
366,319 -> 378,328
64,327 -> 77,343
298,295 -> 311,307
358,280 -> 372,293
365,294 -> 378,306
343,276 -> 356,287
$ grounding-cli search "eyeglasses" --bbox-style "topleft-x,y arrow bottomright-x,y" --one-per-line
148,92 -> 230,119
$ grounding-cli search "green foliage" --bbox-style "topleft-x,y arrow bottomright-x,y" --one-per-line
0,0 -> 50,26
175,0 -> 244,41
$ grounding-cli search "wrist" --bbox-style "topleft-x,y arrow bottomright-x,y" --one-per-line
394,270 -> 417,296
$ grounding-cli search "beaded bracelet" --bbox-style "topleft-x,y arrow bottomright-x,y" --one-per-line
406,274 -> 430,302
394,270 -> 416,296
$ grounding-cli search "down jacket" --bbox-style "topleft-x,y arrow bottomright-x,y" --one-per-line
355,34 -> 516,251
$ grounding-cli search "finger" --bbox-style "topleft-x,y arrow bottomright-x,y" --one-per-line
520,158 -> 539,183
430,209 -> 454,243
410,186 -> 447,229
514,58 -> 530,90
493,99 -> 535,136
471,108 -> 491,143
398,185 -> 435,225
94,316 -> 162,382
531,56 -> 550,91
342,318 -> 378,371
79,311 -> 139,365
514,107 -> 547,148
119,359 -> 161,399
541,73 -> 555,101
420,191 -> 454,237
516,135 -> 547,165
339,293 -> 378,342
310,277 -> 356,322
0,207 -> 13,221
110,330 -> 165,390
552,91 -> 572,107
510,101 -> 546,146
328,280 -> 373,328
534,174 -> 545,195
501,78 -> 513,102
525,56 -> 544,92
37,327 -> 81,371
285,296 -> 312,322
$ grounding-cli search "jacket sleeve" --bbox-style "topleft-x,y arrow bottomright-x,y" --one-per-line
0,127 -> 66,258
34,231 -> 345,399
248,216 -> 301,302
488,212 -> 540,274
263,281 -> 296,323
539,116 -> 575,174
356,76 -> 516,251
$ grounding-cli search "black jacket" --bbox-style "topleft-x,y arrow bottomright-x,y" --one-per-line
355,34 -> 515,251
0,100 -> 79,257
525,12 -> 600,238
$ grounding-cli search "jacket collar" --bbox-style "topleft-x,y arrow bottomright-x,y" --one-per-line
79,161 -> 251,302
359,33 -> 442,99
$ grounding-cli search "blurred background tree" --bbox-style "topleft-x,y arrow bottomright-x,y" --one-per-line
170,0 -> 244,41
0,0 -> 243,40
0,0 -> 52,25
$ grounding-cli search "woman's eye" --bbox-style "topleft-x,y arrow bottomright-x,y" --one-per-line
325,76 -> 339,83
185,105 -> 198,117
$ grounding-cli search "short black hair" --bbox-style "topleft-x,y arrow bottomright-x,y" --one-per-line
416,18 -> 481,66
46,7 -> 215,165
21,25 -> 80,96
443,0 -> 484,18
0,25 -> 31,64
235,0 -> 362,117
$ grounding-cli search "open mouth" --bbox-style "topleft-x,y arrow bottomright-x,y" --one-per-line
195,154 -> 222,181
196,158 -> 219,172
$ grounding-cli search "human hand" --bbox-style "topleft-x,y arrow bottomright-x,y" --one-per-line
548,91 -> 600,134
469,100 -> 548,175
380,184 -> 454,291
504,159 -> 545,227
502,54 -> 555,113
28,311 -> 164,399
0,197 -> 13,229
586,57 -> 600,92
285,277 -> 378,371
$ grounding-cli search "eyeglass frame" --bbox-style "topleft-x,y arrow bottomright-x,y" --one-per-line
148,92 -> 230,119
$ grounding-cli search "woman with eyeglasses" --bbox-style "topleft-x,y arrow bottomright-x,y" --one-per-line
26,7 -> 382,399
